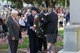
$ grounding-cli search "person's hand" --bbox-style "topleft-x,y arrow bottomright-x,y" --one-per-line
4,36 -> 8,43
44,13 -> 49,16
5,36 -> 8,40
34,24 -> 36,28
12,37 -> 15,40
30,26 -> 35,31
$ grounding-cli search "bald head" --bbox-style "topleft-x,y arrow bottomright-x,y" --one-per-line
11,10 -> 19,19
11,10 -> 18,16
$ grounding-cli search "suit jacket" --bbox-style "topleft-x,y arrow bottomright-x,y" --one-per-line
26,14 -> 36,36
7,16 -> 20,40
37,13 -> 48,35
46,12 -> 58,34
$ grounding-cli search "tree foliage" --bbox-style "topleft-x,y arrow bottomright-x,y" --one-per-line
7,0 -> 23,9
7,0 -> 69,8
24,0 -> 34,4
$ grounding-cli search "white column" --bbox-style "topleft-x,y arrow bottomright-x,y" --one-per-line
70,0 -> 80,24
58,0 -> 80,53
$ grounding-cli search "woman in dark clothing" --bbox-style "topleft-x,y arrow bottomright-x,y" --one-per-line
46,12 -> 58,53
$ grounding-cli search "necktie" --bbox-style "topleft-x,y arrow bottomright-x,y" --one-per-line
15,20 -> 19,28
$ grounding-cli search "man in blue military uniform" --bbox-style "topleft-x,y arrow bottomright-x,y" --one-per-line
26,7 -> 40,53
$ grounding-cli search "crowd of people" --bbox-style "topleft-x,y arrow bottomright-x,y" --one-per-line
0,6 -> 69,53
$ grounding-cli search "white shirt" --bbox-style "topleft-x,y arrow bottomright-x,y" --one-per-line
19,18 -> 25,26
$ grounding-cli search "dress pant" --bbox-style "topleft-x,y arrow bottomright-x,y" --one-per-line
8,39 -> 18,53
38,36 -> 47,51
8,47 -> 11,53
8,43 -> 11,53
29,33 -> 38,53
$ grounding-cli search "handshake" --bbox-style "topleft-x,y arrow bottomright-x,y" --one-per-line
30,26 -> 35,31
44,13 -> 49,16
34,15 -> 38,22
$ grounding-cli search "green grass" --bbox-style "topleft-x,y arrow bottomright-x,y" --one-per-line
0,28 -> 64,49
56,41 -> 63,46
58,28 -> 64,38
18,37 -> 29,48
56,28 -> 64,46
0,43 -> 8,49
0,37 -> 29,49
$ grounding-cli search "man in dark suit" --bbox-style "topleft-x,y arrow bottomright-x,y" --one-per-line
26,7 -> 40,53
7,10 -> 20,53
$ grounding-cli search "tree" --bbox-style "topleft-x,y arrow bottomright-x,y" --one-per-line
58,0 -> 70,7
7,0 -> 23,9
7,0 -> 69,9
24,0 -> 34,4
24,0 -> 43,7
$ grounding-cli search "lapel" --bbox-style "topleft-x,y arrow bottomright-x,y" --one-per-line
10,17 -> 20,28
31,14 -> 34,21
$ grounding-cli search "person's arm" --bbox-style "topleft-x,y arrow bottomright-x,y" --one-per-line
25,16 -> 31,29
2,23 -> 8,32
19,28 -> 22,39
7,20 -> 15,40
39,14 -> 49,25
